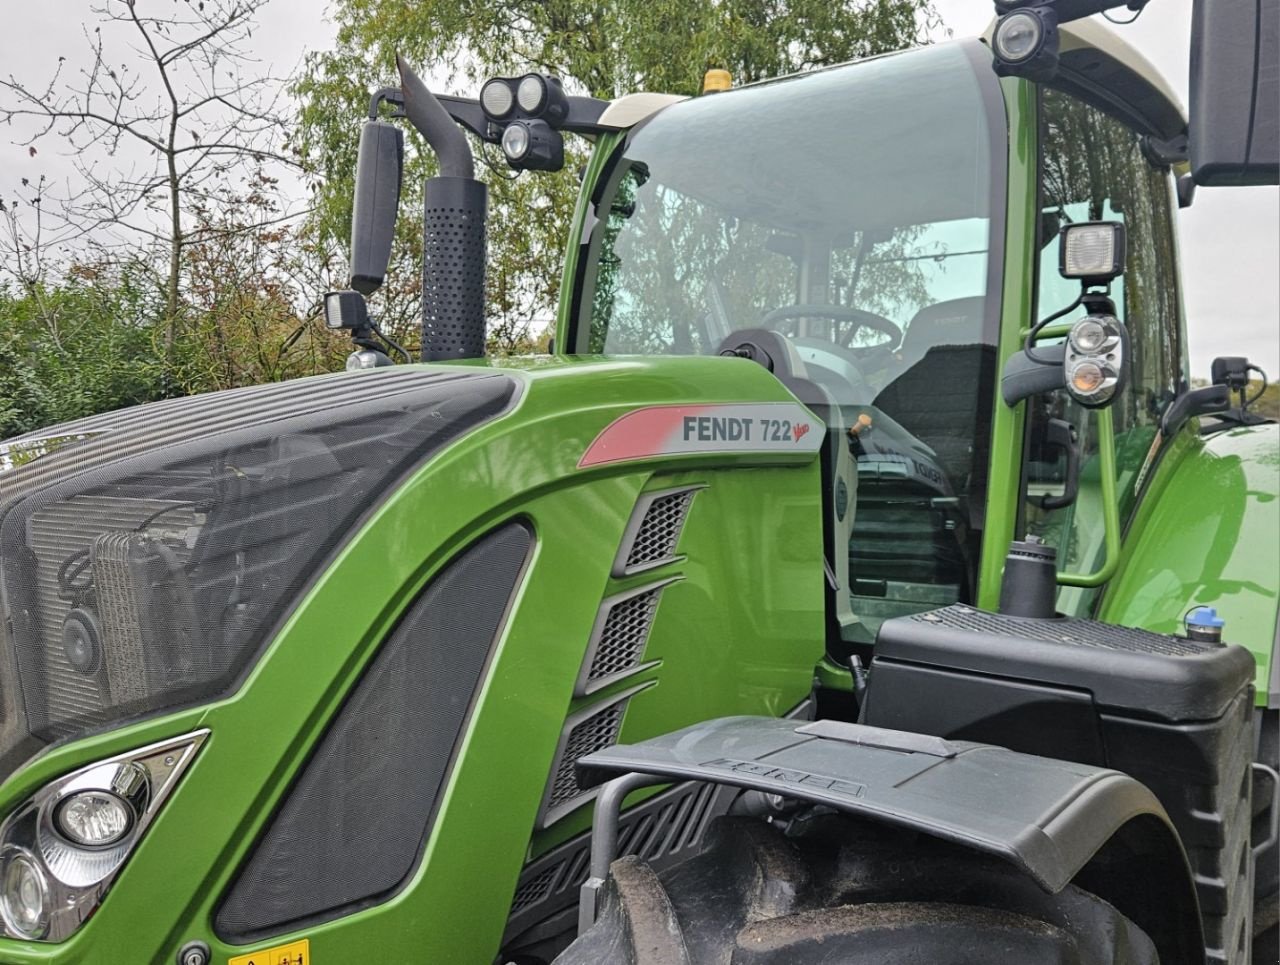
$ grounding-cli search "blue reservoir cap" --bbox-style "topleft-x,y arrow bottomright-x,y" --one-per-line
1186,606 -> 1226,629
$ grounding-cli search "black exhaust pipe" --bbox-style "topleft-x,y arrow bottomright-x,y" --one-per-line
396,55 -> 487,361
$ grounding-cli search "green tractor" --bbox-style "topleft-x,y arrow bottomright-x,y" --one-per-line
0,1 -> 1276,963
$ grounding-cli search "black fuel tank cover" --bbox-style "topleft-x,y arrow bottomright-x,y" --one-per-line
874,605 -> 1255,723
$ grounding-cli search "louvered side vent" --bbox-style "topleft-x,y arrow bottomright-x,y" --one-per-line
503,781 -> 729,952
537,684 -> 651,829
612,486 -> 702,577
575,578 -> 676,698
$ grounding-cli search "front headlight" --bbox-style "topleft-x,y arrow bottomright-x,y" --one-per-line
0,730 -> 206,942
54,790 -> 134,849
0,847 -> 49,940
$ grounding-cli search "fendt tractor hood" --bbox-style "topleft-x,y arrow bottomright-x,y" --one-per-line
0,368 -> 518,780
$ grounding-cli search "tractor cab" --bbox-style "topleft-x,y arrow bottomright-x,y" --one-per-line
555,27 -> 1193,646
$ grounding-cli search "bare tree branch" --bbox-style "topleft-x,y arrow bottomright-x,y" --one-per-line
0,0 -> 302,362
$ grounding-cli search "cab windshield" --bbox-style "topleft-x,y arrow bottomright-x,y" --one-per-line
572,41 -> 1005,639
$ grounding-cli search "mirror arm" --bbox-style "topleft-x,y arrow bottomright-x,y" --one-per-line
1001,344 -> 1067,407
1160,384 -> 1232,437
368,87 -> 405,120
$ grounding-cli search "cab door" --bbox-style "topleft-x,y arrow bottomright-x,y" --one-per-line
1024,86 -> 1188,616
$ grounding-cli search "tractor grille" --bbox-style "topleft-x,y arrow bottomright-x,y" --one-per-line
0,369 -> 518,779
504,781 -> 728,952
538,684 -> 652,828
613,486 -> 701,576
576,579 -> 676,696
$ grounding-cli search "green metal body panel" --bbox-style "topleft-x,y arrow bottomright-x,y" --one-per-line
1100,422 -> 1280,705
977,76 -> 1039,611
0,357 -> 823,963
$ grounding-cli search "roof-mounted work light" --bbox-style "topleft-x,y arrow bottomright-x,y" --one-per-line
516,74 -> 569,125
480,72 -> 570,171
501,118 -> 565,171
479,78 -> 515,120
991,4 -> 1060,82
480,73 -> 568,125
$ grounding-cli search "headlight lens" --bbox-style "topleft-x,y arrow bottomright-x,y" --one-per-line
502,122 -> 531,161
516,74 -> 547,114
1068,317 -> 1109,354
0,847 -> 49,940
54,791 -> 133,849
1069,360 -> 1106,395
993,11 -> 1042,63
479,78 -> 514,119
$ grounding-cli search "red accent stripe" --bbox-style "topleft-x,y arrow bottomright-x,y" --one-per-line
578,405 -> 711,468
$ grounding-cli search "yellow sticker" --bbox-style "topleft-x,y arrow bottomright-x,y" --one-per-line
229,938 -> 309,965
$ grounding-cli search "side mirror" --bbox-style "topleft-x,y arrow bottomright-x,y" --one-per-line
349,120 -> 404,295
1189,0 -> 1279,186
1029,417 -> 1080,510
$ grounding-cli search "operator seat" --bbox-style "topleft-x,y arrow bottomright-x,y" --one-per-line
848,298 -> 994,627
872,296 -> 992,493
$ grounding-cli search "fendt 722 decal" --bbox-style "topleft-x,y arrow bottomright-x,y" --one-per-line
579,403 -> 823,468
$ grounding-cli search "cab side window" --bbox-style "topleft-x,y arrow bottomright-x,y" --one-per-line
1029,88 -> 1188,613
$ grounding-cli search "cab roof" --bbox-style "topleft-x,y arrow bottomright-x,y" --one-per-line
977,16 -> 1186,153
605,19 -> 1189,159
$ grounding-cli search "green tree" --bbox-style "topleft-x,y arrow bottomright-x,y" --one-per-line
292,0 -> 939,350
0,264 -> 167,438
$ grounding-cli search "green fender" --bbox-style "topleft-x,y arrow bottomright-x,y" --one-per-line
1100,422 -> 1279,707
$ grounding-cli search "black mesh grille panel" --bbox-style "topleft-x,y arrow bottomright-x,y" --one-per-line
548,706 -> 623,811
537,685 -> 648,828
618,488 -> 697,574
503,781 -> 726,952
421,177 -> 487,361
0,369 -> 517,779
576,582 -> 671,697
592,590 -> 660,680
912,604 -> 1214,656
215,522 -> 532,942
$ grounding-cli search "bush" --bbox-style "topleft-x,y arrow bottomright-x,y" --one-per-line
0,269 -> 167,438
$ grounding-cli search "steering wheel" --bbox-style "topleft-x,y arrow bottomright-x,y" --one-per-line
760,304 -> 902,353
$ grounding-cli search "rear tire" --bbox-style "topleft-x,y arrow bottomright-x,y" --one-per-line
555,814 -> 1159,965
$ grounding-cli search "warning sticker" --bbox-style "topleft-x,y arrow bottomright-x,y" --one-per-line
228,938 -> 309,965
578,402 -> 823,469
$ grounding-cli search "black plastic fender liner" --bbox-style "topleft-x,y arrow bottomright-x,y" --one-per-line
576,716 -> 1204,965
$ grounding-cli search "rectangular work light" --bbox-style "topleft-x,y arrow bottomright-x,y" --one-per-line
1059,221 -> 1126,283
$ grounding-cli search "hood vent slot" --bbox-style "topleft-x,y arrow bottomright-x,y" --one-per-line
612,486 -> 702,577
575,578 -> 677,698
537,683 -> 652,829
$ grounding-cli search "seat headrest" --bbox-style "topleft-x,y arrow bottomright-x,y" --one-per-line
899,296 -> 988,365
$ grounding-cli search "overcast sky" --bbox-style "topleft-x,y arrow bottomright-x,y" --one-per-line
2,0 -> 1276,376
